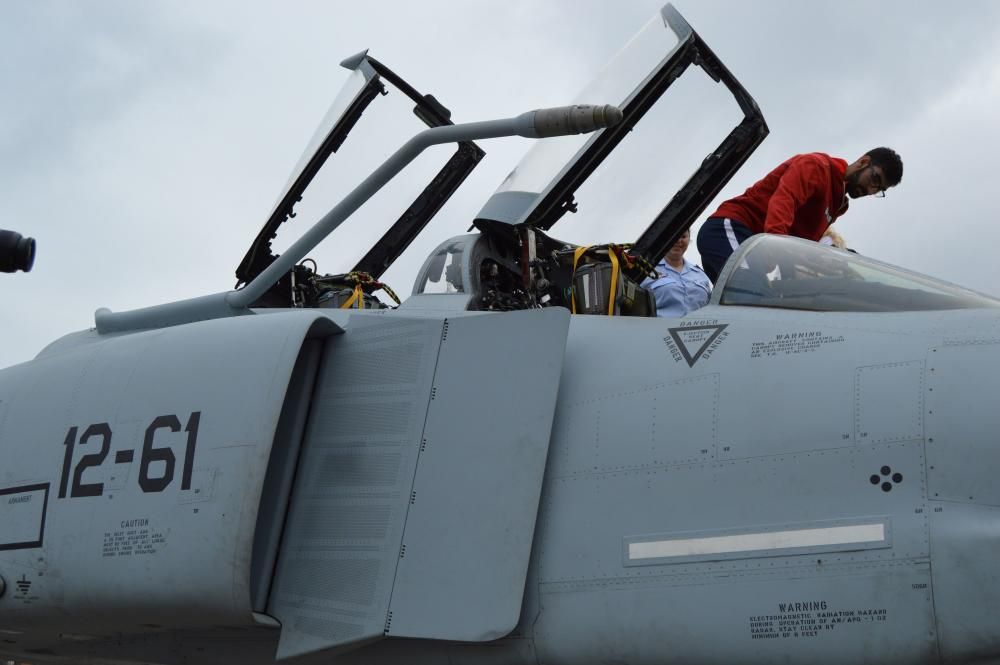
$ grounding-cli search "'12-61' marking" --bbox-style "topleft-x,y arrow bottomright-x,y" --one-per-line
58,412 -> 201,498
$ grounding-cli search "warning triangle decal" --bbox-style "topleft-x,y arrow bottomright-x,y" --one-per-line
667,324 -> 729,367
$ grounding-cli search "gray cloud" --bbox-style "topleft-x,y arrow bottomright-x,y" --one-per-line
0,3 -> 224,179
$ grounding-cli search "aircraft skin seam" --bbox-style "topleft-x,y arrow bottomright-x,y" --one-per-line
548,438 -> 926,480
379,317 -> 448,637
537,558 -> 932,591
562,375 -> 716,408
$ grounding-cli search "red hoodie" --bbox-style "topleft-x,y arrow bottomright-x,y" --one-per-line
711,153 -> 848,241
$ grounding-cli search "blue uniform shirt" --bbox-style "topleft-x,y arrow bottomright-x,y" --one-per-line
642,258 -> 712,317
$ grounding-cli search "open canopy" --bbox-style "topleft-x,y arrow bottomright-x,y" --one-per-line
475,4 -> 767,266
235,53 -> 484,292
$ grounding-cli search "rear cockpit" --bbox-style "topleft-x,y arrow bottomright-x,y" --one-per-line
233,51 -> 485,311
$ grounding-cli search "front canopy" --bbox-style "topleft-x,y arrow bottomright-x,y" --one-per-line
717,235 -> 1000,312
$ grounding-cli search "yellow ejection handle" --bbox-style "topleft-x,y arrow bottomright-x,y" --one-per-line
340,284 -> 365,309
607,249 -> 620,316
571,246 -> 590,314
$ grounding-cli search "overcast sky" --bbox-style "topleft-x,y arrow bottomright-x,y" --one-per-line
3,0 -> 1000,368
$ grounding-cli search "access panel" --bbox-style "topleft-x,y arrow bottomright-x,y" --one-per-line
268,308 -> 569,658
386,308 -> 569,640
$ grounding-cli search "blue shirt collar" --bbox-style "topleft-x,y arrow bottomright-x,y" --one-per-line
656,258 -> 692,275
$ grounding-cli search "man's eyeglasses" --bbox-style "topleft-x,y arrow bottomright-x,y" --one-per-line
870,166 -> 886,198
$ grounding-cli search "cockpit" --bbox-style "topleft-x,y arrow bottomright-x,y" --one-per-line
410,232 -> 1000,315
229,5 -> 768,316
88,3 -> 1000,342
229,4 -> 1000,324
715,235 -> 1000,312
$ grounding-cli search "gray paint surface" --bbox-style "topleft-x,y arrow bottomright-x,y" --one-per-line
928,501 -> 1000,661
387,308 -> 569,640
925,341 -> 1000,506
9,303 -> 1000,665
268,309 -> 568,655
0,311 -> 339,633
268,315 -> 444,659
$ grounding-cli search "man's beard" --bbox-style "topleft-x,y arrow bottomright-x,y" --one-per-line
845,170 -> 864,198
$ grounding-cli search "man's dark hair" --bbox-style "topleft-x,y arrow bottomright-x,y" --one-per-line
865,147 -> 903,187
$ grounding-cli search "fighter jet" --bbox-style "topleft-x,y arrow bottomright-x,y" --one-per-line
2,5 -> 998,665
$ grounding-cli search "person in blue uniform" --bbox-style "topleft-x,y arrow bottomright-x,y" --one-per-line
642,228 -> 711,317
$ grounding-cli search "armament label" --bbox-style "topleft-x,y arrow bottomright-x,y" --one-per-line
0,483 -> 48,550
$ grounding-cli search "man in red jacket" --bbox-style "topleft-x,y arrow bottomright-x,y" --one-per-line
696,147 -> 903,282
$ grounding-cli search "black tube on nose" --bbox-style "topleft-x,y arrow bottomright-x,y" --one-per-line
0,230 -> 36,273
